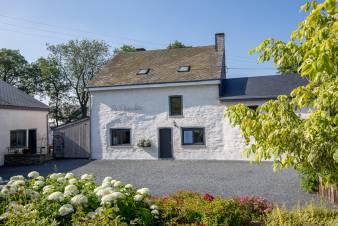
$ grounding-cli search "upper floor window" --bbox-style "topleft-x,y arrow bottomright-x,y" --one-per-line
169,95 -> 182,116
181,128 -> 205,145
110,129 -> 131,146
10,130 -> 26,148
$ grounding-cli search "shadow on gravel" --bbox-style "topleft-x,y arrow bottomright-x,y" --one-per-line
0,159 -> 92,180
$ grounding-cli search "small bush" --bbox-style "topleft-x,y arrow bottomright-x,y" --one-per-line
265,203 -> 338,226
300,171 -> 319,193
153,190 -> 262,226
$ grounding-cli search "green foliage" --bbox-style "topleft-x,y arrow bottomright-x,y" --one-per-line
152,191 -> 269,226
37,57 -> 71,126
113,44 -> 136,55
300,170 -> 319,193
225,0 -> 338,187
47,39 -> 110,119
265,203 -> 338,226
0,48 -> 40,95
167,40 -> 192,49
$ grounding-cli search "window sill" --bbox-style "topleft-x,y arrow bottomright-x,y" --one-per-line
110,145 -> 132,148
181,144 -> 206,148
169,115 -> 184,118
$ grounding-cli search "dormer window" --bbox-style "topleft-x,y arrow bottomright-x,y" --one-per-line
137,68 -> 150,75
177,65 -> 190,72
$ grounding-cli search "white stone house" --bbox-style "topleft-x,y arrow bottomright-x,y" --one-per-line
88,33 -> 307,160
0,81 -> 49,165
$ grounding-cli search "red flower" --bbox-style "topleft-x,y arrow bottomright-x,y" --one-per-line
203,193 -> 215,202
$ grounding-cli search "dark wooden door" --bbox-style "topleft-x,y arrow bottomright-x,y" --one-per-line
28,129 -> 37,153
159,128 -> 172,158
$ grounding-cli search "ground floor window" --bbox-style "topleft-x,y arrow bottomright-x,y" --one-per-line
181,128 -> 205,145
110,129 -> 131,146
10,130 -> 27,147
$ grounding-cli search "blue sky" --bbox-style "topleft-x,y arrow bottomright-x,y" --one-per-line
0,0 -> 308,78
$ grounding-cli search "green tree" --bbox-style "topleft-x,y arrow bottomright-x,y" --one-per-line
47,40 -> 110,118
167,40 -> 192,49
113,44 -> 136,55
37,57 -> 70,126
225,0 -> 337,186
0,48 -> 39,95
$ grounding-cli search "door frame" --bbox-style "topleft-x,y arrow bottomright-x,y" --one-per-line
158,127 -> 173,159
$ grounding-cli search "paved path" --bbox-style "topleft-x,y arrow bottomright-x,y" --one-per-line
0,159 -> 328,207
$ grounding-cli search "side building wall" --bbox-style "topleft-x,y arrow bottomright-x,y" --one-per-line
0,108 -> 48,165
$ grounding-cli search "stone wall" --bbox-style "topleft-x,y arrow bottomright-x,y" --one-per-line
90,84 -> 265,160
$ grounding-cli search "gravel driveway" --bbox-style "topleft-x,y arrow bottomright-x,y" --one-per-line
0,159 -> 327,207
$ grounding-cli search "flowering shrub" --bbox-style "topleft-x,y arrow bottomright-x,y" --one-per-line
0,171 -> 159,225
238,195 -> 273,220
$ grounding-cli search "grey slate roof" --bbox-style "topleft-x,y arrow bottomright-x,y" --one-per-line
220,74 -> 308,101
0,80 -> 49,110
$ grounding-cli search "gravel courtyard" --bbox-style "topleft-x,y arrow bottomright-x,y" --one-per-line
0,159 -> 327,207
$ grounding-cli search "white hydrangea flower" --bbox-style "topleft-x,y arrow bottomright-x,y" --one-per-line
27,171 -> 39,178
9,185 -> 18,194
94,185 -> 103,193
125,184 -> 133,189
96,187 -> 114,198
100,192 -> 123,204
113,181 -> 123,188
144,198 -> 152,206
26,189 -> 40,199
34,180 -> 44,187
36,176 -> 44,181
10,175 -> 24,181
64,185 -> 79,196
110,180 -> 117,185
87,212 -> 96,218
102,176 -> 113,183
65,173 -> 75,179
48,191 -> 64,201
112,206 -> 119,212
1,187 -> 9,195
137,188 -> 150,195
49,173 -> 63,180
80,174 -> 94,181
42,185 -> 54,194
68,178 -> 78,184
150,204 -> 159,210
134,194 -> 143,202
70,194 -> 88,206
18,186 -> 25,193
101,182 -> 111,188
59,204 -> 74,216
12,180 -> 25,187
57,177 -> 66,183
151,209 -> 159,215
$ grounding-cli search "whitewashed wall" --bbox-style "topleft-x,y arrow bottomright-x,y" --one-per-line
90,84 -> 261,160
0,109 -> 48,165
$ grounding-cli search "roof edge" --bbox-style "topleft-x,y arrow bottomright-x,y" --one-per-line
0,105 -> 50,111
220,95 -> 279,102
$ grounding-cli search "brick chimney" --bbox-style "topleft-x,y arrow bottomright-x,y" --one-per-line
215,33 -> 224,52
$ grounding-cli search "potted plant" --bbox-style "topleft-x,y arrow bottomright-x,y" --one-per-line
137,139 -> 151,148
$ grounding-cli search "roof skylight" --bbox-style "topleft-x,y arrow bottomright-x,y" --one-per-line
177,65 -> 190,72
137,68 -> 150,75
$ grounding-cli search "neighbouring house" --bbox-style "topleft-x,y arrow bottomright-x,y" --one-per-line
88,33 -> 307,160
0,81 -> 49,165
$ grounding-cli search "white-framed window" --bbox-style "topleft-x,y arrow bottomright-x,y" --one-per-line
110,129 -> 131,146
181,127 -> 205,145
